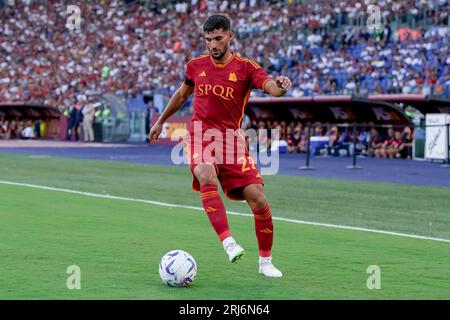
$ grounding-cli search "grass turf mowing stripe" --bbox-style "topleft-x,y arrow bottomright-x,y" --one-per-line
1,179 -> 449,244
1,182 -> 449,299
1,154 -> 449,241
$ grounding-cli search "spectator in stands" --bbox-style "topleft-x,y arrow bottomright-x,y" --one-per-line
144,94 -> 156,143
2,120 -> 10,139
0,120 -> 5,139
279,121 -> 287,141
65,106 -> 77,141
82,98 -> 100,142
312,123 -> 324,137
379,127 -> 396,158
0,0 -> 448,111
397,126 -> 414,159
356,126 -> 370,156
33,119 -> 41,139
327,125 -> 350,157
433,81 -> 445,96
298,125 -> 311,153
387,131 -> 404,158
74,103 -> 85,141
20,121 -> 34,140
7,120 -> 18,139
369,128 -> 383,157
287,126 -> 302,153
327,125 -> 340,156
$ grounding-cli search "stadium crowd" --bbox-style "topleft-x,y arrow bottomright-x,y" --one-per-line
0,0 -> 446,158
0,118 -> 59,139
243,120 -> 414,159
0,0 -> 448,109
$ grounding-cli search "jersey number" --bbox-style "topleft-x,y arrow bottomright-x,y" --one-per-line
239,156 -> 256,172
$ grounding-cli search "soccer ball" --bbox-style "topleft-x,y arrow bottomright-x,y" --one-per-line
159,250 -> 197,287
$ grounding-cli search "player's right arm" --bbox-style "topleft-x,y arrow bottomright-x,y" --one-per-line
149,83 -> 194,143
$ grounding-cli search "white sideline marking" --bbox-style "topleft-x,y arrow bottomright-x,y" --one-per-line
1,179 -> 449,244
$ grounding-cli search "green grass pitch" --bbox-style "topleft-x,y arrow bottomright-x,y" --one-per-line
0,153 -> 449,299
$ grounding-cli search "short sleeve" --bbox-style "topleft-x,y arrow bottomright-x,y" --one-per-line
184,62 -> 195,87
250,64 -> 271,93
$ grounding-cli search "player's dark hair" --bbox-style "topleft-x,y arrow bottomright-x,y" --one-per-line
203,14 -> 231,33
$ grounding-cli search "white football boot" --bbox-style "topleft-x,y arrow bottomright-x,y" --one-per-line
258,256 -> 283,277
222,237 -> 245,263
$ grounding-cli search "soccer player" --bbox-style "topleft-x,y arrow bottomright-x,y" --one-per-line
149,14 -> 292,277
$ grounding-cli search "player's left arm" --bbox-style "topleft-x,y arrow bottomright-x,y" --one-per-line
263,76 -> 292,97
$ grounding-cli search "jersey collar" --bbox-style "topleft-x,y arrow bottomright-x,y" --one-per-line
209,52 -> 236,69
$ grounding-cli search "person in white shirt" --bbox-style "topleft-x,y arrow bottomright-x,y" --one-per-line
21,121 -> 34,139
82,98 -> 101,142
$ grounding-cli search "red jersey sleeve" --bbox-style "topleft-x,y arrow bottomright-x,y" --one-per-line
249,62 -> 271,93
184,61 -> 195,87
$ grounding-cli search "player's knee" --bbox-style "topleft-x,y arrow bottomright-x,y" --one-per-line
255,193 -> 268,209
196,171 -> 216,185
195,164 -> 217,185
249,191 -> 267,210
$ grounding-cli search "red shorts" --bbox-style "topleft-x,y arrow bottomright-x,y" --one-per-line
184,133 -> 264,200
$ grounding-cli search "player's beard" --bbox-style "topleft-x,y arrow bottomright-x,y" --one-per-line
210,47 -> 227,61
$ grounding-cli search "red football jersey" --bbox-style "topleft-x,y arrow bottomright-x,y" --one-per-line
185,52 -> 271,133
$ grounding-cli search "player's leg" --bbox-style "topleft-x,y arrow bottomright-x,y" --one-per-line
242,184 -> 283,278
193,163 -> 244,263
